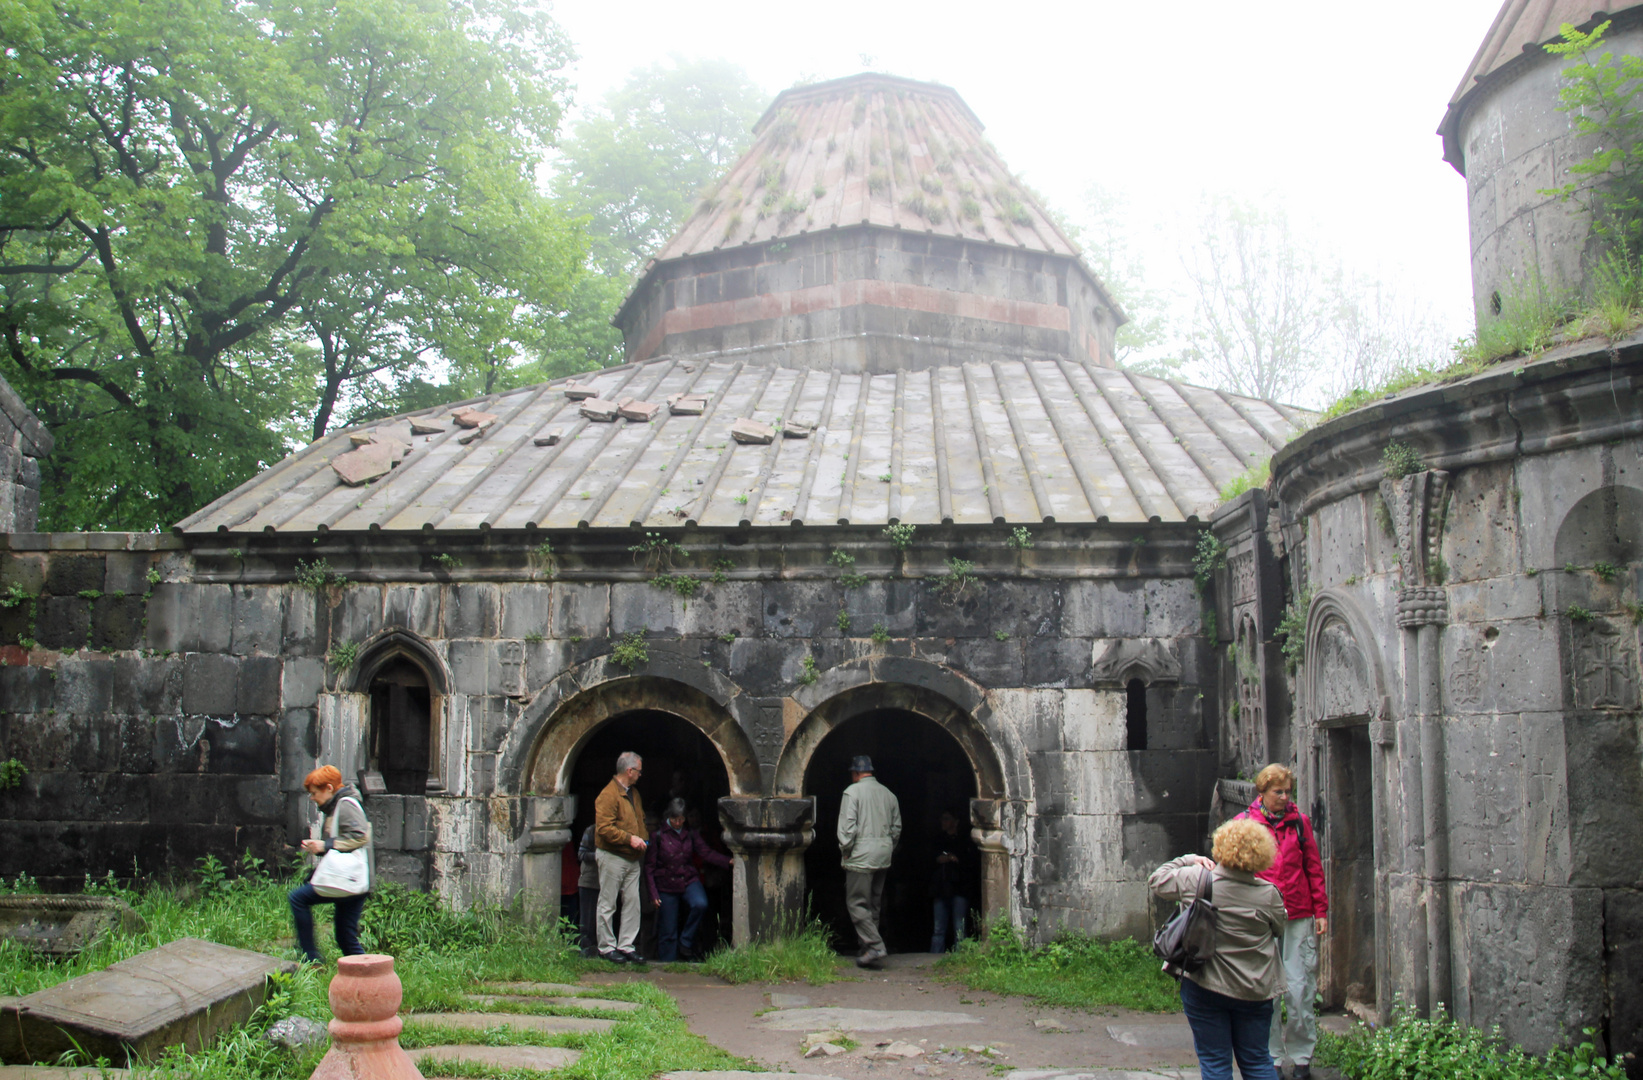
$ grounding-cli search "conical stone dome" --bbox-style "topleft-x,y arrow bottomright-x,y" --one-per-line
615,73 -> 1123,374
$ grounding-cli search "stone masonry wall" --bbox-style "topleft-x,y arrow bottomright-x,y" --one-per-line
618,227 -> 1119,372
0,375 -> 51,533
0,524 -> 1212,942
1265,340 -> 1643,1061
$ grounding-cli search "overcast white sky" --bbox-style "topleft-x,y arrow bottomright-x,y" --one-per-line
553,0 -> 1505,349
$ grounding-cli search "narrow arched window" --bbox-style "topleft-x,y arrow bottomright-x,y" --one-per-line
369,657 -> 433,794
1125,678 -> 1148,750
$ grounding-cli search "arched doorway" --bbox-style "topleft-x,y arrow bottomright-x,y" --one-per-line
567,710 -> 734,956
803,709 -> 980,954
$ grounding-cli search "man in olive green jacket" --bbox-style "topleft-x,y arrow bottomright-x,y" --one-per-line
838,755 -> 901,967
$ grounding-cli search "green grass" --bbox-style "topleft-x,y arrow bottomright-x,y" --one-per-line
1219,458 -> 1270,501
936,920 -> 1179,1012
0,864 -> 746,1080
694,919 -> 846,985
1314,1004 -> 1629,1079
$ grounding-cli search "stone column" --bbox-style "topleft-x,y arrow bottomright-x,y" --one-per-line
718,797 -> 815,946
971,798 -> 1021,934
1398,585 -> 1451,1013
519,795 -> 576,919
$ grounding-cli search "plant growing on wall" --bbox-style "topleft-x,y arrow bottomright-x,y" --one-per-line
294,558 -> 347,592
329,641 -> 360,670
611,631 -> 649,670
1381,441 -> 1425,480
1192,531 -> 1228,641
934,558 -> 978,603
883,523 -> 916,551
1545,22 -> 1643,260
630,531 -> 685,572
1273,587 -> 1314,673
0,758 -> 27,790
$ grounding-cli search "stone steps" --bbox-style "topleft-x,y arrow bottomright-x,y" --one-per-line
403,1011 -> 615,1035
412,1044 -> 583,1075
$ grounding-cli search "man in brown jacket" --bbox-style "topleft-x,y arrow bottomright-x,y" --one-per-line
594,751 -> 649,962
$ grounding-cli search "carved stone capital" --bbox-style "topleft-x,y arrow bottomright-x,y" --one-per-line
523,795 -> 576,854
718,797 -> 816,854
1396,587 -> 1448,629
1379,470 -> 1450,589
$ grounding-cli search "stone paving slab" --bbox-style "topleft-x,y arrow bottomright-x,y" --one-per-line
662,1073 -> 849,1080
1005,1071 -> 1200,1080
480,982 -> 586,995
0,1069 -> 136,1079
413,1044 -> 583,1073
757,1006 -> 980,1032
464,993 -> 640,1012
0,938 -> 294,1064
403,1012 -> 614,1035
769,992 -> 811,1008
1104,1023 -> 1196,1049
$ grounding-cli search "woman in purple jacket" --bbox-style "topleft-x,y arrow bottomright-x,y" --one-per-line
646,798 -> 732,962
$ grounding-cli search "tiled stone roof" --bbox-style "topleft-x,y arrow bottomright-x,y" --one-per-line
1440,1 -> 1643,169
177,358 -> 1309,534
651,73 -> 1080,264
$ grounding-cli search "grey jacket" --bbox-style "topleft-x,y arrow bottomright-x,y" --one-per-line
1148,854 -> 1286,1001
838,776 -> 901,872
314,785 -> 375,890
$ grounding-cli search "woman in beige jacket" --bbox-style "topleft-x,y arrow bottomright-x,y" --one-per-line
1149,818 -> 1286,1080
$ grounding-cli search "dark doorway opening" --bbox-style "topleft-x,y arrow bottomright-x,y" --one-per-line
1323,724 -> 1376,1012
369,658 -> 433,794
568,711 -> 733,955
804,709 -> 978,955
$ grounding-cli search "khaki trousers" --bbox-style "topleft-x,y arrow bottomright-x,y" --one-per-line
845,868 -> 888,953
1270,916 -> 1318,1066
595,847 -> 642,955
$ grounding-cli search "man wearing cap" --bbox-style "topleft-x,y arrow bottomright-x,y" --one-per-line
839,755 -> 901,968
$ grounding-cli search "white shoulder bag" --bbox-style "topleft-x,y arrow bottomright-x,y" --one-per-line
311,796 -> 372,898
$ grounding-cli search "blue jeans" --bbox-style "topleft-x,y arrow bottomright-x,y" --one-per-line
656,881 -> 709,962
1179,976 -> 1279,1080
289,882 -> 367,963
930,895 -> 969,953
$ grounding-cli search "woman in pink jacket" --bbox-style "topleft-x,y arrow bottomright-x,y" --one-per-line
1238,764 -> 1327,1080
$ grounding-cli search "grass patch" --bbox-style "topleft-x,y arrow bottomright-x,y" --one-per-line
937,920 -> 1179,1012
696,919 -> 845,985
1315,1004 -> 1630,1079
1219,458 -> 1270,501
0,864 -> 743,1080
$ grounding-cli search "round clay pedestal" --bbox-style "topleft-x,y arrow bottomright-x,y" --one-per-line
309,954 -> 424,1080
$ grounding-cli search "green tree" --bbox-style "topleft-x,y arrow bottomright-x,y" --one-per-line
533,58 -> 764,376
1069,183 -> 1177,373
0,0 -> 586,529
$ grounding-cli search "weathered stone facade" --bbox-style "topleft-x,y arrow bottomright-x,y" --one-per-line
1242,339 -> 1643,1063
0,525 -> 1216,947
0,374 -> 50,533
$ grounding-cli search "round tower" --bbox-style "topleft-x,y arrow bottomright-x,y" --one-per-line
1439,3 -> 1643,318
615,73 -> 1125,373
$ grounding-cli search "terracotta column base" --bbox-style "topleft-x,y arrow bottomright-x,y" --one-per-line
309,954 -> 424,1080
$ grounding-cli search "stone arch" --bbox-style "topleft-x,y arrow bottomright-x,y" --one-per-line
774,659 -> 1003,798
1552,483 -> 1643,569
502,659 -> 761,799
348,628 -> 450,793
349,627 -> 450,695
1303,590 -> 1387,726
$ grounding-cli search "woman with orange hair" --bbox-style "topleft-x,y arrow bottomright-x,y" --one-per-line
1150,818 -> 1286,1080
289,765 -> 373,964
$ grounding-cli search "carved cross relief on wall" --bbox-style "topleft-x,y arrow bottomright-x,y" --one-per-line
1573,620 -> 1640,710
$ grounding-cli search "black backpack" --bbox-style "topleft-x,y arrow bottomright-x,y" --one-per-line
1152,866 -> 1218,975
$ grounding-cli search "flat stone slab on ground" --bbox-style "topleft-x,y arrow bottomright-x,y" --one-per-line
413,1044 -> 583,1073
0,896 -> 145,957
1006,1071 -> 1201,1080
0,1069 -> 135,1079
0,937 -> 295,1064
757,1006 -> 979,1032
403,1012 -> 614,1035
768,992 -> 810,1008
662,1073 -> 848,1080
481,981 -> 586,995
464,993 -> 639,1012
1105,1023 -> 1197,1049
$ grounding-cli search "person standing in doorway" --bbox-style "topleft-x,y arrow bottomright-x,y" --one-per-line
646,798 -> 732,962
575,822 -> 600,958
1239,764 -> 1328,1080
594,751 -> 649,963
838,755 -> 901,968
930,808 -> 978,953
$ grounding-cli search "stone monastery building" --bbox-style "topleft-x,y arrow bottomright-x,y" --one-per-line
1,5 -> 1640,1068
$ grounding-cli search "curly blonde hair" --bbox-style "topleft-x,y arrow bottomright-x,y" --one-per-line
1212,818 -> 1277,873
1254,763 -> 1295,794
